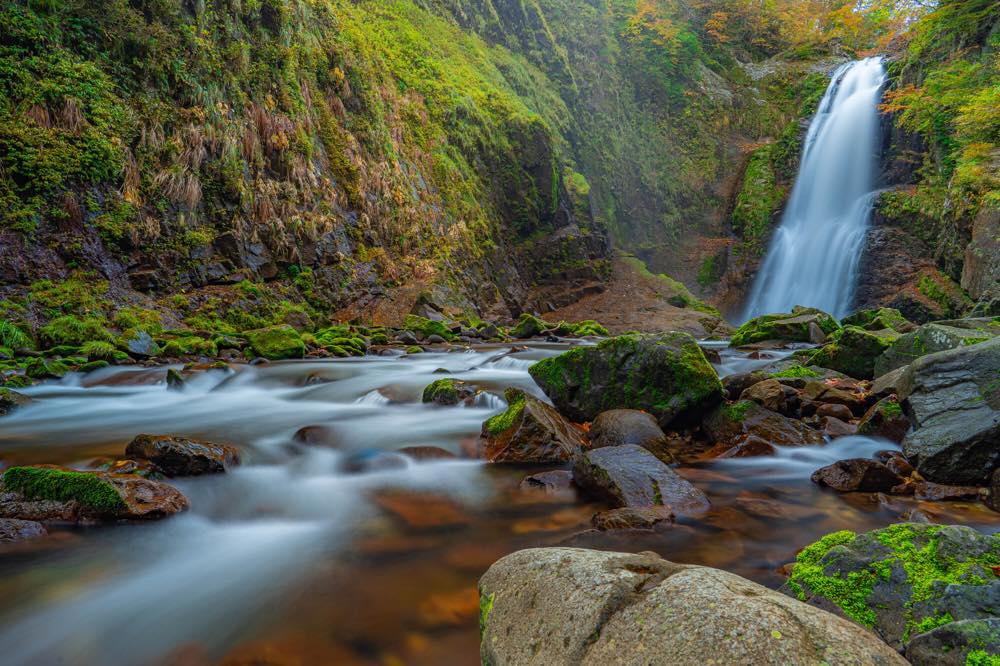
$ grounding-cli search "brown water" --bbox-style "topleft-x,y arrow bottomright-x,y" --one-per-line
0,344 -> 997,665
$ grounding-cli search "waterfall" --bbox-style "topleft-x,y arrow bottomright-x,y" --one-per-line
742,58 -> 887,321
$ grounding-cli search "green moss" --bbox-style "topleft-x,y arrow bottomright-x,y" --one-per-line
479,591 -> 495,639
404,315 -> 455,341
770,364 -> 822,379
881,399 -> 904,419
24,357 -> 69,379
2,466 -> 126,514
913,611 -> 954,636
406,345 -> 424,354
732,143 -> 785,257
160,336 -> 217,358
787,530 -> 879,627
967,650 -> 1000,666
39,315 -> 114,347
423,378 -> 461,405
731,308 -> 840,347
484,388 -> 527,436
81,340 -> 117,361
510,313 -> 550,339
0,320 -> 31,350
245,325 -> 305,360
721,400 -> 754,422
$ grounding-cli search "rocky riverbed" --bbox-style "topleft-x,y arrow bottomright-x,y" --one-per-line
2,306 -> 1000,664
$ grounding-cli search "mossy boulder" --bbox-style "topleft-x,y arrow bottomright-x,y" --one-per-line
246,324 -> 305,360
785,524 -> 1000,663
0,465 -> 189,520
0,387 -> 32,416
874,319 -> 1000,377
422,378 -> 476,406
24,357 -> 70,379
807,326 -> 901,380
731,307 -> 840,347
529,332 -> 723,428
702,400 -> 824,452
403,315 -> 455,342
479,388 -> 585,463
510,313 -> 549,339
842,308 -> 916,334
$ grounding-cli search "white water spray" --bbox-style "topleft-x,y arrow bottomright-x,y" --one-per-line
743,58 -> 887,320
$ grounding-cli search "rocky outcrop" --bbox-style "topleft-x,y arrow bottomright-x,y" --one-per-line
898,336 -> 1000,485
875,319 -> 1000,377
0,466 -> 189,521
479,388 -> 586,463
572,444 -> 708,516
730,307 -> 840,347
126,434 -> 241,476
479,547 -> 907,666
786,524 -> 1000,664
528,332 -> 722,427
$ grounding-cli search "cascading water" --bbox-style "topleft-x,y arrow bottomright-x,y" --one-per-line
742,57 -> 887,321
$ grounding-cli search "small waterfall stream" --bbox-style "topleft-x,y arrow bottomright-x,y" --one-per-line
743,58 -> 887,320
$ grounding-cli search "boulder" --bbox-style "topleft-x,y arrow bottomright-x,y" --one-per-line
703,401 -> 824,448
898,336 -> 1000,484
820,416 -> 857,439
740,378 -> 798,416
842,307 -> 916,334
807,326 -> 900,380
126,434 -> 241,476
165,368 -> 185,391
480,389 -> 586,463
529,332 -> 722,428
480,547 -> 907,666
421,378 -> 476,406
785,524 -> 1000,663
0,466 -> 189,521
520,470 -> 574,493
817,403 -> 854,421
810,459 -> 903,492
572,444 -> 708,515
588,409 -> 673,462
858,397 -> 910,443
875,320 -> 1000,377
722,370 -> 770,401
0,518 -> 47,542
730,307 -> 840,347
591,506 -> 674,530
906,619 -> 1000,666
702,435 -> 777,459
962,204 -> 1000,302
121,329 -> 159,358
801,380 -> 870,417
245,324 -> 305,360
912,481 -> 980,502
0,387 -> 32,416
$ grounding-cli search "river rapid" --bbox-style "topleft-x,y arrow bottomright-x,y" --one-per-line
1,342 -> 999,665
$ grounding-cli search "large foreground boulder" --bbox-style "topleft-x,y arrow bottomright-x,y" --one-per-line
785,524 -> 1000,664
898,336 -> 1000,485
479,548 -> 907,666
572,444 -> 708,515
875,319 -> 1000,377
528,332 -> 722,427
479,389 -> 586,463
0,466 -> 189,521
126,434 -> 241,476
730,306 -> 840,347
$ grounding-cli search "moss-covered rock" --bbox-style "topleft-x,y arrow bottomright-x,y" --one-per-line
731,307 -> 840,347
480,388 -> 585,463
510,313 -> 549,339
403,315 -> 455,342
0,387 -> 33,416
857,396 -> 910,443
785,523 -> 1000,661
807,326 -> 901,380
842,308 -> 915,334
529,332 -> 722,427
245,325 -> 305,360
422,378 -> 476,406
24,357 -> 69,379
874,320 -> 1000,377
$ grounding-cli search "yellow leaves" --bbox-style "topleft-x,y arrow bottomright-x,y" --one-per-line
880,84 -> 923,115
626,0 -> 682,47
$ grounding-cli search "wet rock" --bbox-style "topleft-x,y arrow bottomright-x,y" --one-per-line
807,326 -> 901,380
740,378 -> 798,416
480,548 -> 907,666
588,410 -> 673,462
245,324 -> 305,360
912,481 -> 981,502
842,307 -> 916,334
292,425 -> 338,447
898,336 -> 1000,485
572,444 -> 709,516
876,450 -> 915,478
529,332 -> 722,428
421,378 -> 476,406
858,396 -> 910,443
801,380 -> 869,416
722,370 -> 769,401
373,490 -> 468,530
875,320 -> 1000,377
988,469 -> 1000,512
591,506 -> 674,530
126,434 -> 240,476
703,401 -> 824,448
730,307 -> 840,347
702,435 -> 777,459
479,389 -> 585,463
0,466 -> 189,521
872,365 -> 909,397
0,387 -> 33,416
97,458 -> 164,479
165,368 -> 185,391
785,523 -> 1000,661
820,416 -> 857,439
520,470 -> 574,493
906,618 -> 1000,666
0,518 -> 46,542
398,446 -> 457,461
339,449 -> 409,474
811,459 -> 903,492
122,330 -> 159,358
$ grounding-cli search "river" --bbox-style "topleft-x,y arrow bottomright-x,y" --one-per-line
0,343 -> 998,665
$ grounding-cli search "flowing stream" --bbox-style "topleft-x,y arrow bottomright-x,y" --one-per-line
1,346 -> 998,665
743,58 -> 888,320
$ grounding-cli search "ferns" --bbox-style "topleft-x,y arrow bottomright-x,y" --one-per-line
0,321 -> 31,350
